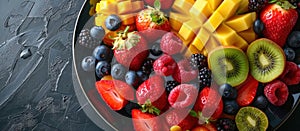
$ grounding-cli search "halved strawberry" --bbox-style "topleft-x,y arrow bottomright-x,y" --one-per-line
193,87 -> 223,121
136,75 -> 167,111
132,109 -> 162,131
113,79 -> 135,101
95,80 -> 128,110
164,108 -> 197,131
236,75 -> 259,106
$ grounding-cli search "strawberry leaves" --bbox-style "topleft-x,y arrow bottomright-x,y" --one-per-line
140,100 -> 161,115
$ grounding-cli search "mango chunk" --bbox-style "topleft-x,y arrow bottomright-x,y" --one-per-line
191,28 -> 211,51
225,12 -> 256,32
207,0 -> 222,11
214,23 -> 237,46
205,37 -> 221,53
179,20 -> 201,41
117,1 -> 133,14
169,12 -> 189,31
172,0 -> 194,15
189,0 -> 212,24
119,14 -> 135,25
233,34 -> 248,50
238,27 -> 257,43
96,1 -> 117,14
215,0 -> 242,19
131,1 -> 144,13
237,0 -> 249,14
203,11 -> 224,32
95,14 -> 108,27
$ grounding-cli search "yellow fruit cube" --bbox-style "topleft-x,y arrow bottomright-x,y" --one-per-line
233,34 -> 248,50
191,28 -> 211,51
189,0 -> 212,24
207,0 -> 222,11
214,23 -> 237,46
96,1 -> 117,14
205,37 -> 221,53
173,31 -> 191,48
238,27 -> 257,43
169,12 -> 189,31
203,11 -> 224,32
225,12 -> 256,32
237,0 -> 249,14
179,20 -> 201,41
117,1 -> 132,14
215,0 -> 242,19
172,0 -> 194,15
131,1 -> 144,13
95,14 -> 108,27
201,48 -> 209,57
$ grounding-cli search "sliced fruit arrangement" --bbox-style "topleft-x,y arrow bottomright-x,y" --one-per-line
78,0 -> 300,130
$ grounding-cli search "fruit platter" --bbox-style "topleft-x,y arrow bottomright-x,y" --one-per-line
72,0 -> 300,130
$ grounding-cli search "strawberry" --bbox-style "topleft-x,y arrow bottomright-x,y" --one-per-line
96,79 -> 128,110
144,0 -> 175,10
113,27 -> 149,71
164,108 -> 198,131
193,87 -> 223,122
236,75 -> 259,106
136,1 -> 171,42
136,75 -> 167,112
260,1 -> 298,47
132,109 -> 162,131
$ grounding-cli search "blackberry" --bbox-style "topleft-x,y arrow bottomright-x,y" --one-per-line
141,58 -> 155,75
198,67 -> 212,89
78,29 -> 99,48
248,0 -> 268,12
166,81 -> 180,93
190,54 -> 208,70
216,118 -> 237,131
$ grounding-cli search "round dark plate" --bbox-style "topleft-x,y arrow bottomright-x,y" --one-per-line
72,1 -> 300,130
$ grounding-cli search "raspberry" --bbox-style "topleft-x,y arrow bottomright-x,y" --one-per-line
190,53 -> 208,70
168,84 -> 198,108
216,118 -> 236,131
172,59 -> 198,83
264,80 -> 289,106
78,29 -> 99,48
198,67 -> 212,89
248,0 -> 268,12
280,61 -> 300,85
141,58 -> 155,75
166,81 -> 180,94
153,54 -> 178,76
160,32 -> 183,55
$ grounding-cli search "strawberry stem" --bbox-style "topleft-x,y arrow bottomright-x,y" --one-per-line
112,26 -> 140,50
269,0 -> 296,9
154,0 -> 161,10
140,100 -> 161,115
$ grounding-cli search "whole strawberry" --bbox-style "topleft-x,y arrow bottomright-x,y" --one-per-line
113,27 -> 149,71
260,0 -> 298,47
136,0 -> 171,42
144,0 -> 175,10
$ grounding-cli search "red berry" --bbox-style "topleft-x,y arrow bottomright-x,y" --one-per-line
236,75 -> 258,106
264,80 -> 289,106
168,84 -> 198,108
153,54 -> 178,76
160,32 -> 183,55
136,75 -> 167,110
132,109 -> 162,131
172,59 -> 198,83
280,61 -> 300,85
164,108 -> 197,131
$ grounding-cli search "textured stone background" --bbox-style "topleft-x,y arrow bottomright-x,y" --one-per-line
0,0 -> 299,130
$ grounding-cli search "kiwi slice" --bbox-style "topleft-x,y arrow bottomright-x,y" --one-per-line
236,107 -> 269,131
247,38 -> 285,83
208,46 -> 249,87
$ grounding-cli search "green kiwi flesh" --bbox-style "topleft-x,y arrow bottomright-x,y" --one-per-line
235,107 -> 269,131
247,38 -> 285,83
208,46 -> 249,87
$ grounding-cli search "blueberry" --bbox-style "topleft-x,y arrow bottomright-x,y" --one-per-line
136,71 -> 149,83
111,63 -> 127,80
81,56 -> 96,72
218,83 -> 237,99
287,31 -> 300,48
95,61 -> 111,79
90,26 -> 105,40
252,95 -> 268,110
150,40 -> 163,56
125,71 -> 140,88
93,45 -> 113,62
105,14 -> 122,31
223,100 -> 239,115
253,19 -> 264,36
284,47 -> 295,61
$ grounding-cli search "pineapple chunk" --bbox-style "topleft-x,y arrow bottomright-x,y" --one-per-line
225,12 -> 256,32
